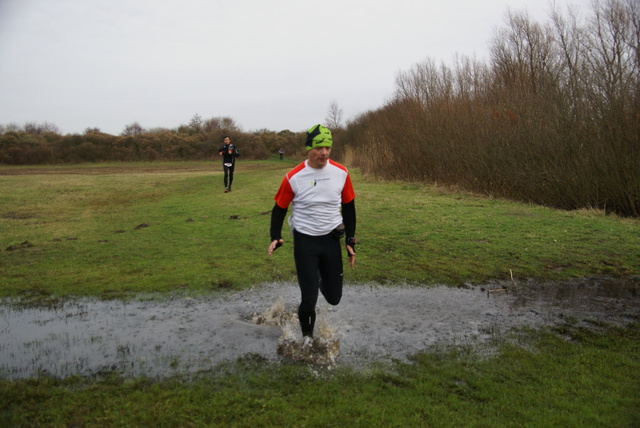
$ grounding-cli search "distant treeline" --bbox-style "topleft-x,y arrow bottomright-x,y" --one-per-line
342,0 -> 639,217
0,116 -> 308,164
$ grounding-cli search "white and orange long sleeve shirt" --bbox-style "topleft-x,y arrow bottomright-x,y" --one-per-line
273,159 -> 355,237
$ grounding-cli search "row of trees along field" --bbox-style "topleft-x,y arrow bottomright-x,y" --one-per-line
342,0 -> 639,217
0,115 -> 310,164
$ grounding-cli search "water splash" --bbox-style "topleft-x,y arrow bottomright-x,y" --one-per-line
251,298 -> 340,365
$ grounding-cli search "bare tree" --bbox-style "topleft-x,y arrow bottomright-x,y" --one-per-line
325,100 -> 344,129
489,9 -> 559,96
586,0 -> 637,118
23,121 -> 60,134
3,122 -> 21,133
220,116 -> 240,131
394,58 -> 454,107
121,122 -> 144,136
202,116 -> 241,133
189,113 -> 203,133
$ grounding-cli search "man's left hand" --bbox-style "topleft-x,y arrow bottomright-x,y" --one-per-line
346,245 -> 356,268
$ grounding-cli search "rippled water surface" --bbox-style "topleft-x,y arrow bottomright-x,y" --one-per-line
1,277 -> 638,379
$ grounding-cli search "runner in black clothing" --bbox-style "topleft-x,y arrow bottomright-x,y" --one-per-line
218,136 -> 239,192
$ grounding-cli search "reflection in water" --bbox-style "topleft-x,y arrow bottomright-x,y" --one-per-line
0,277 -> 637,379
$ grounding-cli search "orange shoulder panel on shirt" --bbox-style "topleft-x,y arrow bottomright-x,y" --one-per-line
273,161 -> 306,208
342,173 -> 355,204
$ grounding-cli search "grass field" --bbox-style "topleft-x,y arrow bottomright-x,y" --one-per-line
1,160 -> 638,300
1,161 -> 639,426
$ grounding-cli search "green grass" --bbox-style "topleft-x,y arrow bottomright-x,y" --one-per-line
1,161 -> 639,427
1,161 -> 638,300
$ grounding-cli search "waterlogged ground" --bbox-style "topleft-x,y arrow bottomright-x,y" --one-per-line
1,277 -> 638,379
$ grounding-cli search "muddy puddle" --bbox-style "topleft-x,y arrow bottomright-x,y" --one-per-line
1,277 -> 638,380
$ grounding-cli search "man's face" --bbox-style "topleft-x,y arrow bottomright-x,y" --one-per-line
224,137 -> 230,144
307,146 -> 331,169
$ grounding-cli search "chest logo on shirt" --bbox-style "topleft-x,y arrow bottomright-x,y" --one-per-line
310,178 -> 331,187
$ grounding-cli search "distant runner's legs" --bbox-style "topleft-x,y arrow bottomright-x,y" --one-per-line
228,165 -> 235,189
223,165 -> 229,189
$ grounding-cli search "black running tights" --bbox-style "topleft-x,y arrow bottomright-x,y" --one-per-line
223,165 -> 234,188
293,230 -> 343,337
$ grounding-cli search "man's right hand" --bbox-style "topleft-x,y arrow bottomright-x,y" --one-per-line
268,239 -> 284,256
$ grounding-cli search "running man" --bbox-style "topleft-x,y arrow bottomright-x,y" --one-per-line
268,124 -> 357,347
218,136 -> 240,192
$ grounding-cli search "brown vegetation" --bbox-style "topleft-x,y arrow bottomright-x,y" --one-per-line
344,0 -> 639,217
0,117 -> 308,165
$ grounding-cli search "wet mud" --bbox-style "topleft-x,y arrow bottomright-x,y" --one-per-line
1,277 -> 638,379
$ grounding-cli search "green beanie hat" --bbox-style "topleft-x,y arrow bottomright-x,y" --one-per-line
305,124 -> 333,151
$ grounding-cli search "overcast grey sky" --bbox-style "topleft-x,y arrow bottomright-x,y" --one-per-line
0,0 -> 590,135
